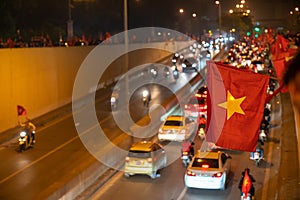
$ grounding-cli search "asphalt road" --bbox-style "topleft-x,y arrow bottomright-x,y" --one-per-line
0,53 -> 204,200
87,95 -> 282,200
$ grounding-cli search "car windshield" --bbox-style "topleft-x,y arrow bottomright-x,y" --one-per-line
128,150 -> 151,158
164,120 -> 183,126
192,158 -> 219,168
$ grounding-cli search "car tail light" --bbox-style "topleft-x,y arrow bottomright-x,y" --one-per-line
147,158 -> 153,163
180,129 -> 186,134
159,128 -> 163,133
212,172 -> 223,178
186,170 -> 196,176
125,157 -> 130,162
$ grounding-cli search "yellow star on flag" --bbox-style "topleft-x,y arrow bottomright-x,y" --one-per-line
218,91 -> 246,120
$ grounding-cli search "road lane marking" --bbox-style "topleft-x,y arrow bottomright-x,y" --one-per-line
0,134 -> 79,185
0,114 -> 111,185
177,187 -> 187,200
89,171 -> 124,200
261,98 -> 281,200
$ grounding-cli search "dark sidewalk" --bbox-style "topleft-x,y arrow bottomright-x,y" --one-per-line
276,92 -> 300,200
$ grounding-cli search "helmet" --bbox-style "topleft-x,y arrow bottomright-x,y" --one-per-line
245,168 -> 250,173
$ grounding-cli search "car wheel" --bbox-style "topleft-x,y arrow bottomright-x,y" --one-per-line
220,174 -> 226,190
150,171 -> 157,179
163,157 -> 167,168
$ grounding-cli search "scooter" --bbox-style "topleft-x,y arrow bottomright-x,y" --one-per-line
18,130 -> 34,152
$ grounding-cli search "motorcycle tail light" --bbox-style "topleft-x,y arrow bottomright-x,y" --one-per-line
183,151 -> 189,156
186,170 -> 196,176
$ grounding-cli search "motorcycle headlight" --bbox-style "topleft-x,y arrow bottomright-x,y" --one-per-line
20,131 -> 26,137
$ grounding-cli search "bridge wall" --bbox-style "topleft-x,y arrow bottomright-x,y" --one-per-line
0,41 -> 192,132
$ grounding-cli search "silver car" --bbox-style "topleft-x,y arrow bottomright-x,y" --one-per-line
124,141 -> 167,179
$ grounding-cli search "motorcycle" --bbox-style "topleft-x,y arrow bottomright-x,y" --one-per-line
253,149 -> 263,167
173,68 -> 179,80
150,65 -> 158,79
259,129 -> 267,142
150,68 -> 158,78
181,151 -> 192,167
142,89 -> 151,107
163,66 -> 170,78
241,193 -> 252,200
18,130 -> 34,152
198,127 -> 205,141
111,96 -> 117,110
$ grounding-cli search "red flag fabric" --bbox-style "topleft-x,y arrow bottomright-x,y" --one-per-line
17,105 -> 27,116
277,34 -> 289,51
242,170 -> 253,196
272,57 -> 286,82
206,61 -> 269,152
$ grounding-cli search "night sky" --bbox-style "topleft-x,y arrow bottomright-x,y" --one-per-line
0,0 -> 298,40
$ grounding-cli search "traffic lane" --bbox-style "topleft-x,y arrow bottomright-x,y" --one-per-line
0,137 -> 95,199
88,137 -> 247,200
89,145 -> 187,200
88,115 -> 282,200
0,114 -> 79,182
0,74 -> 186,199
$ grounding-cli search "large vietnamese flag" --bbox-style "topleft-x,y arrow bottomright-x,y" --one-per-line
206,61 -> 269,152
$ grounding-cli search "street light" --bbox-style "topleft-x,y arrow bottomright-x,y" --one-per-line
67,0 -> 74,40
215,1 -> 221,34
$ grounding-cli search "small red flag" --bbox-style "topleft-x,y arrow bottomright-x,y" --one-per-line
17,105 -> 27,116
206,61 -> 269,152
242,170 -> 253,197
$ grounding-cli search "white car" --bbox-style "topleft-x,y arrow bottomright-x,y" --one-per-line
184,150 -> 232,190
158,115 -> 197,142
124,141 -> 167,179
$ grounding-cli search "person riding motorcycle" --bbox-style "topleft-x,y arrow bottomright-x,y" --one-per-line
238,168 -> 256,198
181,139 -> 194,156
20,119 -> 36,144
250,140 -> 264,159
198,114 -> 207,130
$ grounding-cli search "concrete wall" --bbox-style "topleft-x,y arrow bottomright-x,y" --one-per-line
0,41 -> 192,132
